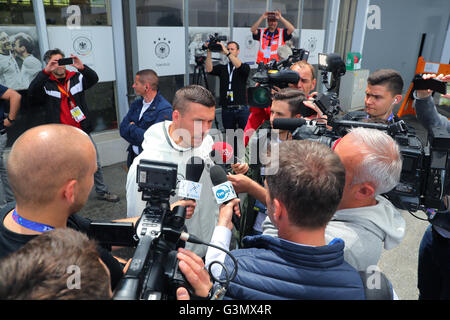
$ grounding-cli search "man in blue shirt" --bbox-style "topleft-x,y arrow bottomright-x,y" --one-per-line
120,69 -> 172,168
0,84 -> 21,206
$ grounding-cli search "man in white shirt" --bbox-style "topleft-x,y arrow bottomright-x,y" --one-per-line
0,32 -> 20,89
126,85 -> 218,258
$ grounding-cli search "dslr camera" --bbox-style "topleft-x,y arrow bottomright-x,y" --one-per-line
202,33 -> 228,52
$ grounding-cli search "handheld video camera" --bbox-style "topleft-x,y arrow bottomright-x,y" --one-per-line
108,159 -> 194,300
202,33 -> 228,52
247,48 -> 311,108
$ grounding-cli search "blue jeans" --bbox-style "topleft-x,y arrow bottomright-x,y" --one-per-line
221,105 -> 250,130
418,224 -> 450,299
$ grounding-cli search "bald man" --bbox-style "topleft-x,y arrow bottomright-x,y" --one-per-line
0,124 -> 124,290
0,124 -> 212,299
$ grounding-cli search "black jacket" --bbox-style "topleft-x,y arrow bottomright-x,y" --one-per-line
28,65 -> 98,133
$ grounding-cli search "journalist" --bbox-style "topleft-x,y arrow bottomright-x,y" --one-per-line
231,88 -> 315,243
232,127 -> 406,271
244,60 -> 318,146
205,41 -> 250,130
414,73 -> 450,300
120,69 -> 172,169
343,69 -> 404,123
126,85 -> 219,258
206,140 -> 368,299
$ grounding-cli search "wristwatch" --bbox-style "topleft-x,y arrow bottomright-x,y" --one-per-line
226,52 -> 231,57
7,116 -> 15,124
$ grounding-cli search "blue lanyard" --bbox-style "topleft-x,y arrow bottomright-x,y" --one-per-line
12,209 -> 55,232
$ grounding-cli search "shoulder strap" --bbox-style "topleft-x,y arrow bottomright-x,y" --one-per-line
358,270 -> 394,300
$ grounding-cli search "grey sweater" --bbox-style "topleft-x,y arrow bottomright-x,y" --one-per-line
262,196 -> 406,271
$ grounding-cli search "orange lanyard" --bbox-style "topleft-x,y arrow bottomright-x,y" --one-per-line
56,79 -> 77,109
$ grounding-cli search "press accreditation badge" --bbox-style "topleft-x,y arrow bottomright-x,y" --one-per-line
70,106 -> 86,123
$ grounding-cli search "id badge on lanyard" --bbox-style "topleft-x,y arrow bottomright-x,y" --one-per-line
57,80 -> 86,123
227,64 -> 235,103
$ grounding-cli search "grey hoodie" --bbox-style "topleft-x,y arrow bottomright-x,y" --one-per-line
262,195 -> 406,271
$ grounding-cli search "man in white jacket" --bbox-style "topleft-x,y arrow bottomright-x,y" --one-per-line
126,85 -> 218,258
260,127 -> 406,271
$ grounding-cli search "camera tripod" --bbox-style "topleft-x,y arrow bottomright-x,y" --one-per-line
193,55 -> 209,90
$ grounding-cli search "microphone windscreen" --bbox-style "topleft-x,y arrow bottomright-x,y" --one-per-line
210,165 -> 228,186
185,156 -> 205,182
210,142 -> 234,164
277,45 -> 293,60
272,118 -> 306,132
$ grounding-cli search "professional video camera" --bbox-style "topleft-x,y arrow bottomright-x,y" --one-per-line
89,158 -> 239,300
247,48 -> 310,108
202,33 -> 228,52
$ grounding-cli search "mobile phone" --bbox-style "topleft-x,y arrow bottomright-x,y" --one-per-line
267,11 -> 276,20
58,57 -> 74,66
413,74 -> 447,95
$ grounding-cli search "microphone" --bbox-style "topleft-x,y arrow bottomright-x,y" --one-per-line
177,156 -> 204,200
204,142 -> 234,171
277,45 -> 293,61
272,118 -> 306,132
210,165 -> 240,230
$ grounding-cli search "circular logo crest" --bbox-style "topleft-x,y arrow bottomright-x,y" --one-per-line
155,41 -> 170,59
73,36 -> 92,56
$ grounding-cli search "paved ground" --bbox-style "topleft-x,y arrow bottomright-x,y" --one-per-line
79,108 -> 446,300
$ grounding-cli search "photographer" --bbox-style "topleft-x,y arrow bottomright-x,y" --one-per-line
251,10 -> 295,65
414,73 -> 450,300
244,60 -> 318,146
206,140 -> 368,299
0,84 -> 20,206
205,40 -> 250,130
343,69 -> 404,123
231,88 -> 317,243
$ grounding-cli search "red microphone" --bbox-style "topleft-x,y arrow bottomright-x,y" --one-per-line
210,142 -> 234,164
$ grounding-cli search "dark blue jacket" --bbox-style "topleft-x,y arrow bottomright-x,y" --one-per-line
221,235 -> 366,300
120,92 -> 172,154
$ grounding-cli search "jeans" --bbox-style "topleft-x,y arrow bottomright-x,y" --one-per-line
221,105 -> 250,130
0,133 -> 14,206
418,224 -> 450,299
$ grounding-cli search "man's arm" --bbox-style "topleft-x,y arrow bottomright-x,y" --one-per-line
227,174 -> 267,206
205,46 -> 213,73
1,88 -> 21,127
275,10 -> 295,35
205,199 -> 240,279
251,12 -> 268,35
414,74 -> 450,133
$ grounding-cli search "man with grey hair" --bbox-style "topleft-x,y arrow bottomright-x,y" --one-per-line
205,140 -> 367,299
262,127 -> 406,271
